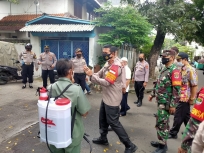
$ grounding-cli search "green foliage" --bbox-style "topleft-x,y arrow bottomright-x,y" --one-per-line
162,38 -> 176,50
97,56 -> 106,68
173,43 -> 196,61
7,0 -> 19,4
94,4 -> 152,48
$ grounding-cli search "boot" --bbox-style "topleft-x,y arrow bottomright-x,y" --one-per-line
124,141 -> 138,153
137,99 -> 142,107
134,99 -> 139,104
150,141 -> 168,150
92,136 -> 109,145
152,144 -> 167,153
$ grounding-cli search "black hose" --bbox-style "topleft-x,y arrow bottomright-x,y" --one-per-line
83,134 -> 92,153
45,87 -> 54,153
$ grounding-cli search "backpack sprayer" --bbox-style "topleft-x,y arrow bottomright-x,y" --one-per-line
36,86 -> 92,153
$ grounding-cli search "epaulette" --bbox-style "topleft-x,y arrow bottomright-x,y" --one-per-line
73,83 -> 80,86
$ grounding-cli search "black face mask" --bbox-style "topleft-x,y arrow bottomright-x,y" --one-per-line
102,53 -> 111,61
76,54 -> 82,58
139,58 -> 143,62
162,57 -> 170,64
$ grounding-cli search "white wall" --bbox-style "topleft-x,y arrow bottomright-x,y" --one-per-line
30,34 -> 41,77
0,0 -> 69,19
67,0 -> 74,15
187,42 -> 204,56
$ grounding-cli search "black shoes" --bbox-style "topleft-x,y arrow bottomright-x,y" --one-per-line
168,134 -> 178,139
137,99 -> 142,107
124,143 -> 137,153
92,137 -> 109,145
134,100 -> 139,104
152,144 -> 167,153
22,85 -> 26,89
151,141 -> 160,148
29,85 -> 33,88
151,141 -> 168,151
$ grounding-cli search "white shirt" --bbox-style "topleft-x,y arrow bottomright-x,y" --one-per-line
125,65 -> 131,92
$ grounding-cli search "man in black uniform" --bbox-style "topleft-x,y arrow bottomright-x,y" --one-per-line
19,43 -> 38,89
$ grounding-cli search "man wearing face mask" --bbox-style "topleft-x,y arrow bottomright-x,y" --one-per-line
171,47 -> 182,69
38,45 -> 57,88
169,52 -> 198,139
84,45 -> 137,153
47,59 -> 91,153
19,43 -> 38,89
132,53 -> 149,107
71,48 -> 87,91
149,50 -> 181,153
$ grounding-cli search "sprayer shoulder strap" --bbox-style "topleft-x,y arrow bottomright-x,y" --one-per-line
71,107 -> 77,138
54,84 -> 72,100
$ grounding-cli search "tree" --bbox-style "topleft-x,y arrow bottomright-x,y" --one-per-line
94,4 -> 152,48
121,0 -> 201,78
7,0 -> 19,3
173,43 -> 195,61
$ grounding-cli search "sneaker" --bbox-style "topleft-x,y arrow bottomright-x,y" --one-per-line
22,85 -> 26,89
87,91 -> 91,94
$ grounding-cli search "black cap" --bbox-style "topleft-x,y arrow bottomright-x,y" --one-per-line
44,45 -> 49,49
176,52 -> 188,60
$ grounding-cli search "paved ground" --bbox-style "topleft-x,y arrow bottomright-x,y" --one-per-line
0,70 -> 203,153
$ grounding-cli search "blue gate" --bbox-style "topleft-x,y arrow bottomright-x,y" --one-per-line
41,40 -> 89,64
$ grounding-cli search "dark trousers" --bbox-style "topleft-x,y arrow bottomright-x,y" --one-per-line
134,81 -> 145,100
42,70 -> 54,88
99,101 -> 130,144
169,102 -> 190,136
22,64 -> 33,84
74,73 -> 86,91
120,92 -> 130,115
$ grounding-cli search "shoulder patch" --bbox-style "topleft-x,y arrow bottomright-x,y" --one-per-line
171,69 -> 181,86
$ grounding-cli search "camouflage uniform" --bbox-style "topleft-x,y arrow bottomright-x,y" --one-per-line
151,63 -> 181,145
181,117 -> 200,153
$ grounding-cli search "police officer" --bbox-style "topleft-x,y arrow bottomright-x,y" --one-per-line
47,59 -> 91,153
84,45 -> 137,153
132,53 -> 149,107
19,43 -> 38,89
71,48 -> 87,91
38,45 -> 57,88
149,49 -> 181,153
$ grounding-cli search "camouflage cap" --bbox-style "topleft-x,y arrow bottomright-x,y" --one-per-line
161,49 -> 176,57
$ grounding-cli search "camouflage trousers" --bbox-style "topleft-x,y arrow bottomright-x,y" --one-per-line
155,107 -> 170,145
181,117 -> 200,153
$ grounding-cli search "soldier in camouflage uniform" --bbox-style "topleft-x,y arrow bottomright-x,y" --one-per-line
178,118 -> 200,153
149,50 -> 181,153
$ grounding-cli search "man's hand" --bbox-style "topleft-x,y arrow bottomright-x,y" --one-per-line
169,107 -> 176,114
35,68 -> 38,71
149,95 -> 153,102
82,112 -> 88,117
38,62 -> 41,65
188,99 -> 194,105
122,88 -> 126,94
51,64 -> 55,68
143,82 -> 147,88
132,78 -> 134,82
178,147 -> 187,153
84,66 -> 93,76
